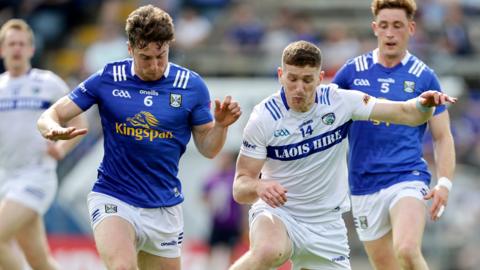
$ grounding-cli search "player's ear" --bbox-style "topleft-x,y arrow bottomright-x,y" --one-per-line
127,42 -> 133,57
372,21 -> 378,36
409,20 -> 416,36
277,66 -> 283,81
319,70 -> 324,82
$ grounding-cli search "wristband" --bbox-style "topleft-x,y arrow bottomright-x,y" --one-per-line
415,97 -> 431,113
436,177 -> 452,192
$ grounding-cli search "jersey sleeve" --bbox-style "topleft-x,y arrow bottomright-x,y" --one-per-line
427,72 -> 446,116
190,75 -> 214,126
331,61 -> 354,89
239,106 -> 267,159
337,89 -> 377,120
68,70 -> 102,111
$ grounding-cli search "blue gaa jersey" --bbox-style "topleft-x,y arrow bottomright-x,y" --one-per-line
69,60 -> 213,208
332,49 -> 446,195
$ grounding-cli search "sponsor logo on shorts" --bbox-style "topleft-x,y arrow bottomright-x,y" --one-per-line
105,204 -> 117,214
331,255 -> 347,262
24,187 -> 45,199
354,216 -> 369,229
161,240 -> 178,246
359,216 -> 368,229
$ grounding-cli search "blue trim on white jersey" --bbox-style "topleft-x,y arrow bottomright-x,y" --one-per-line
0,98 -> 51,111
266,120 -> 351,161
265,99 -> 283,121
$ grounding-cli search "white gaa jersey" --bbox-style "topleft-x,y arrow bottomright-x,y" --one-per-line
0,69 -> 68,171
240,84 -> 376,223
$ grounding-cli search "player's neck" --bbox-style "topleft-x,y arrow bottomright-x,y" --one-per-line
7,64 -> 30,78
378,51 -> 406,68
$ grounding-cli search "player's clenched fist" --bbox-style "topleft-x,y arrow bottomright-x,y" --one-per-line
256,180 -> 288,208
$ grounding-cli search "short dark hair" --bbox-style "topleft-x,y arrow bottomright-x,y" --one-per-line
0,19 -> 35,46
371,0 -> 417,20
282,40 -> 322,68
125,5 -> 175,49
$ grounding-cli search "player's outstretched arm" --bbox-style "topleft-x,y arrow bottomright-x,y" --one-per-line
192,96 -> 241,158
233,154 -> 287,208
37,96 -> 88,141
369,90 -> 457,126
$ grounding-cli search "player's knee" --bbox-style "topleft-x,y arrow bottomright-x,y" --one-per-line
107,261 -> 137,270
103,255 -> 137,270
252,243 -> 289,267
394,241 -> 422,263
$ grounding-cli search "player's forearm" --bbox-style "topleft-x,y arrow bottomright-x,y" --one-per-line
56,114 -> 88,155
37,107 -> 63,137
403,98 -> 435,126
233,176 -> 260,204
371,98 -> 433,126
197,123 -> 228,159
433,133 -> 456,180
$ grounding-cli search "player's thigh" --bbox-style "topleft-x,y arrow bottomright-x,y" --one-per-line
94,216 -> 137,265
250,212 -> 292,263
0,199 -> 37,241
15,215 -> 51,265
137,250 -> 180,270
390,197 -> 426,249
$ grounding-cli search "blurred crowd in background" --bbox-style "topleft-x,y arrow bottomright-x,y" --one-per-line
1,0 -> 479,269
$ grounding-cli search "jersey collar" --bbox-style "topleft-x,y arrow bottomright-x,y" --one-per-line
130,61 -> 171,79
372,48 -> 411,66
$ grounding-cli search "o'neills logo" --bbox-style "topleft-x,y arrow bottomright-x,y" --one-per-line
115,111 -> 173,141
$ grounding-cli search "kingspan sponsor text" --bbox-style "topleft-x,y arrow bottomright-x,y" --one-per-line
115,123 -> 173,141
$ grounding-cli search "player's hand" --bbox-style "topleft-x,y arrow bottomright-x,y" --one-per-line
214,96 -> 242,127
424,185 -> 449,221
43,126 -> 88,141
418,91 -> 457,107
256,180 -> 288,208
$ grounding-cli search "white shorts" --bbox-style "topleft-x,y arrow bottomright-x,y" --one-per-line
249,202 -> 351,270
0,167 -> 57,215
351,180 -> 429,241
87,192 -> 184,258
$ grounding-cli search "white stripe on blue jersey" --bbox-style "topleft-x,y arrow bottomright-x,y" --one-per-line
69,59 -> 213,208
332,49 -> 445,195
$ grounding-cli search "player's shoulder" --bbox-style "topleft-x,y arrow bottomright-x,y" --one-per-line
404,53 -> 435,78
317,83 -> 342,105
343,51 -> 374,72
29,68 -> 63,81
167,62 -> 205,90
101,58 -> 132,82
254,91 -> 286,122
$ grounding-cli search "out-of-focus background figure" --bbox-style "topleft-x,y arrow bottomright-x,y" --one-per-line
202,151 -> 245,270
0,0 -> 479,269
